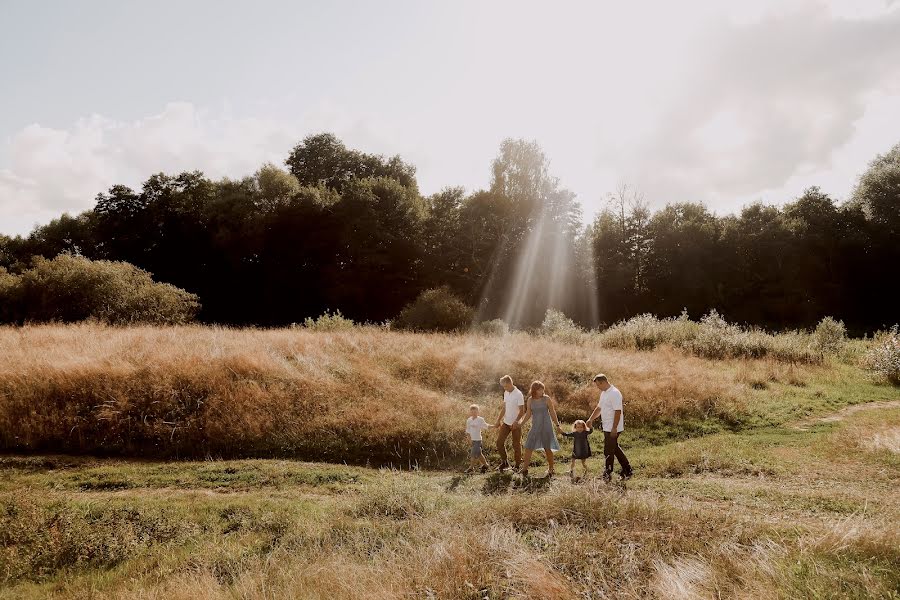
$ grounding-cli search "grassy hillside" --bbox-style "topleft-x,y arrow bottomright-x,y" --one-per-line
0,325 -> 897,598
0,324 -> 890,464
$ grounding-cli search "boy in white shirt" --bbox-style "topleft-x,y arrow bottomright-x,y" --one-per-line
466,404 -> 495,473
586,373 -> 634,482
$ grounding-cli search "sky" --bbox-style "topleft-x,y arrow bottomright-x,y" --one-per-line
1,0 -> 899,236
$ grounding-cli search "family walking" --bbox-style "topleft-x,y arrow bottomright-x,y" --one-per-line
465,373 -> 633,481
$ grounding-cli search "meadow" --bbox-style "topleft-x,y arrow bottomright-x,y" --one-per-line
1,324 -> 898,598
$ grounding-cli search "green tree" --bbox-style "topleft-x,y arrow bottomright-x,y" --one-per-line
285,133 -> 417,192
851,142 -> 900,234
4,254 -> 199,325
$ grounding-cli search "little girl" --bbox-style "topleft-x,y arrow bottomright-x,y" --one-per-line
561,419 -> 593,478
465,404 -> 494,473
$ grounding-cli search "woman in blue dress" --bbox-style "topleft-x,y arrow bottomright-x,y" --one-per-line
515,380 -> 562,477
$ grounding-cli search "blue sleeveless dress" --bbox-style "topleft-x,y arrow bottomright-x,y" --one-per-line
524,395 -> 560,451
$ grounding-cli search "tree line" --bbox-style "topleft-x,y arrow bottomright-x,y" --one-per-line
1,134 -> 897,334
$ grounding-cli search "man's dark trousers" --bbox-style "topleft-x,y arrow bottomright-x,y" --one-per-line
603,431 -> 631,475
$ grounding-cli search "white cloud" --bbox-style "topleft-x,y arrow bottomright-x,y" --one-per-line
2,2 -> 900,235
607,5 -> 900,211
0,102 -> 423,235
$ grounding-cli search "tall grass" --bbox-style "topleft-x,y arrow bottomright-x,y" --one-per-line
598,311 -> 844,364
865,325 -> 900,385
0,324 -> 761,463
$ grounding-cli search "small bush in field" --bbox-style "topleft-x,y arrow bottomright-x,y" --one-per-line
301,310 -> 355,331
0,267 -> 19,323
476,318 -> 509,336
1,254 -> 199,325
813,317 -> 847,354
394,287 -> 474,332
685,311 -> 821,363
599,311 -> 699,350
865,326 -> 900,385
686,310 -> 739,359
539,309 -> 584,344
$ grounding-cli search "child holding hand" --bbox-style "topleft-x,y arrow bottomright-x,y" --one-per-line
561,419 -> 593,478
465,404 -> 495,473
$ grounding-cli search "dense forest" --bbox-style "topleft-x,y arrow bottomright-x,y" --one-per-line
1,134 -> 898,334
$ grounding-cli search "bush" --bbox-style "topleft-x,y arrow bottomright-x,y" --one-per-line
813,317 -> 847,354
539,309 -> 584,344
393,287 -> 474,332
475,318 -> 510,336
300,310 -> 355,331
865,326 -> 900,385
685,310 -> 739,359
685,311 -> 821,363
599,311 -> 698,350
0,267 -> 18,323
2,255 -> 199,325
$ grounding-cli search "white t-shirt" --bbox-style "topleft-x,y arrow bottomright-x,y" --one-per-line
598,385 -> 625,432
466,416 -> 491,441
502,387 -> 526,425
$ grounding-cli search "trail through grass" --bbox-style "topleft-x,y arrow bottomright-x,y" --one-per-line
1,399 -> 898,599
1,327 -> 897,598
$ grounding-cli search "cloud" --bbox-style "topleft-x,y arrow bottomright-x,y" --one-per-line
0,103 -> 308,234
607,5 -> 900,209
2,2 -> 900,235
0,101 -> 430,236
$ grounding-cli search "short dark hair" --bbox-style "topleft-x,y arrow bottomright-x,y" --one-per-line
593,373 -> 608,383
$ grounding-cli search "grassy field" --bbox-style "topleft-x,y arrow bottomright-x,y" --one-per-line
1,326 -> 898,598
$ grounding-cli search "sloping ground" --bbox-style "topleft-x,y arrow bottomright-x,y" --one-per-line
791,399 -> 900,429
1,401 -> 898,599
1,326 -> 897,597
0,324 -> 838,464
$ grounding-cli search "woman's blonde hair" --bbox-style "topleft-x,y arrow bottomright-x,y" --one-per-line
528,380 -> 545,398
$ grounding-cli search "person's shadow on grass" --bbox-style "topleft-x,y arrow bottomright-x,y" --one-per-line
445,473 -> 468,492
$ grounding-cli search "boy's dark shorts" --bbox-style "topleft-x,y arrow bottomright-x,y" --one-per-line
470,440 -> 483,458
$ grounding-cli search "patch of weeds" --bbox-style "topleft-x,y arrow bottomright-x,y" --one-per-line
482,472 -> 513,495
350,478 -> 448,520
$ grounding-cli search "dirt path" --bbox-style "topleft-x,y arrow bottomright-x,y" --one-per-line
791,399 -> 900,431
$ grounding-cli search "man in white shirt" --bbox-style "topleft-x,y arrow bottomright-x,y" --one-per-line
495,375 -> 526,471
586,373 -> 633,481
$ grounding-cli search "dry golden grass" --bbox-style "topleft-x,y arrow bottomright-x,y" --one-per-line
0,324 -> 774,464
2,325 -> 898,598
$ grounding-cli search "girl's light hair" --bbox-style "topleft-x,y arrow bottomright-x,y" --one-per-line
574,419 -> 586,429
469,404 -> 480,411
528,380 -> 545,398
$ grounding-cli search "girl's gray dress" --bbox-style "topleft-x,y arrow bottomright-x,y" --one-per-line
524,395 -> 560,451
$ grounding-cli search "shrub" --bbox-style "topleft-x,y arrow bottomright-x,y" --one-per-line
865,326 -> 900,385
2,255 -> 199,325
475,318 -> 510,336
300,310 -> 355,331
685,311 -> 821,363
686,310 -> 739,359
813,316 -> 847,354
538,309 -> 584,344
599,311 -> 698,350
393,287 -> 473,332
0,267 -> 19,323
